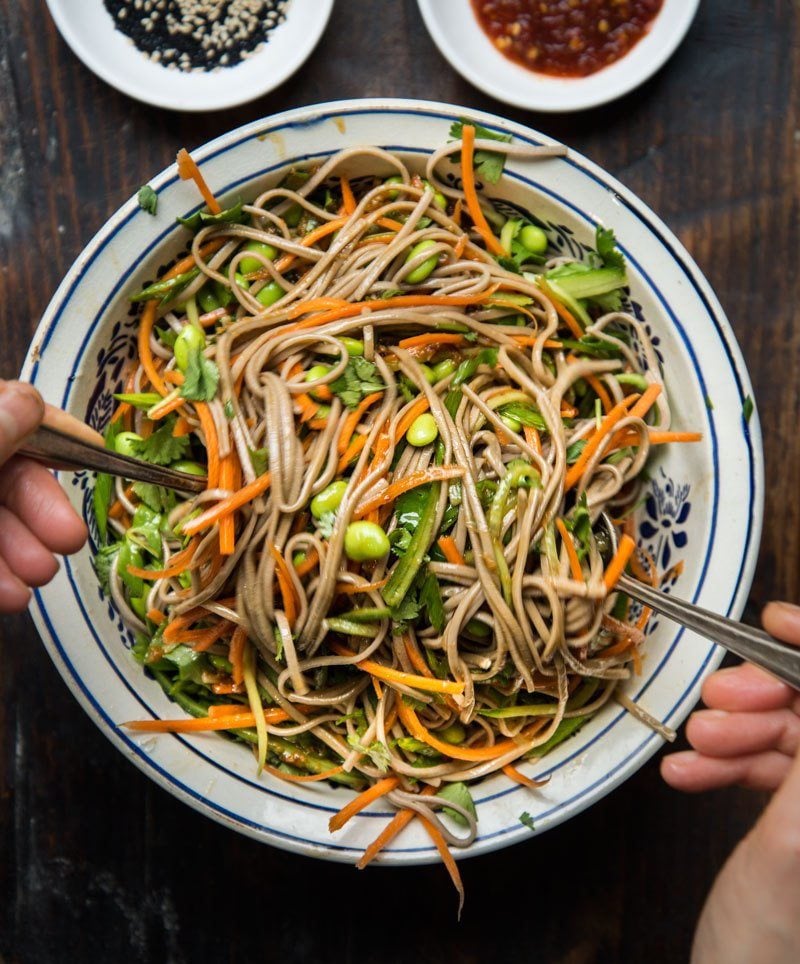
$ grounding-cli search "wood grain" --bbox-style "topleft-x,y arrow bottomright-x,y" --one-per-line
0,0 -> 797,960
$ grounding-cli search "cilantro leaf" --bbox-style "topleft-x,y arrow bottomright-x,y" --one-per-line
389,591 -> 421,627
389,527 -> 412,557
136,421 -> 190,466
449,119 -> 512,184
565,492 -> 592,561
329,356 -> 385,409
437,782 -> 477,827
565,439 -> 587,464
93,543 -> 120,595
132,481 -> 177,513
137,185 -> 158,215
347,735 -> 391,772
224,400 -> 235,419
595,225 -> 625,270
179,347 -> 220,402
419,569 -> 445,634
743,395 -> 754,424
162,644 -> 210,683
249,447 -> 268,477
519,811 -> 536,831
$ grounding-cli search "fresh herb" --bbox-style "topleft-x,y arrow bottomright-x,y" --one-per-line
565,493 -> 592,560
224,400 -> 235,419
347,735 -> 391,772
179,349 -> 220,402
248,447 -> 268,477
743,395 -> 754,424
136,421 -> 190,466
595,225 -> 625,271
93,543 -> 120,595
177,198 -> 247,231
130,267 -> 201,305
565,439 -> 587,464
389,527 -> 413,557
449,119 -> 512,184
162,644 -> 210,683
137,184 -> 158,216
388,591 -> 422,628
329,356 -> 385,409
437,782 -> 477,827
132,481 -> 177,513
519,811 -> 536,832
419,569 -> 446,634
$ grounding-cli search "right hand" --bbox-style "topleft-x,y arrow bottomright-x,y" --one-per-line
0,380 -> 87,612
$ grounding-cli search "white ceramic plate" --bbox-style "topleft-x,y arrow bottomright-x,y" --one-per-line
22,99 -> 762,865
417,0 -> 700,112
45,0 -> 334,112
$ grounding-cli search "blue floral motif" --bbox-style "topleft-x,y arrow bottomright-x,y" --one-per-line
639,468 -> 691,572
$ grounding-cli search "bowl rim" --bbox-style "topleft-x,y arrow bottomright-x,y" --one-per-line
416,0 -> 701,112
43,0 -> 335,112
21,97 -> 764,864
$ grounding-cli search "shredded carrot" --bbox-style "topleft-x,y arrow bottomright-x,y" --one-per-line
148,392 -> 187,421
357,785 -> 437,869
523,424 -> 542,455
584,373 -> 613,414
195,402 -> 220,490
208,704 -> 247,717
564,394 -> 641,491
337,434 -> 369,472
397,332 -> 466,353
270,545 -> 299,627
502,763 -> 549,790
329,776 -> 399,833
418,814 -> 465,916
126,538 -> 199,580
340,176 -> 356,214
335,577 -> 389,595
395,396 -> 431,442
275,217 -> 349,273
453,234 -> 468,259
337,392 -> 383,456
176,148 -> 221,214
371,677 -> 384,700
603,533 -> 636,592
285,289 -> 497,328
460,124 -> 504,257
329,642 -> 465,695
229,625 -> 247,685
265,764 -> 344,784
146,608 -> 167,625
555,518 -> 583,583
355,466 -> 464,518
108,499 -> 126,521
218,454 -> 237,555
294,548 -> 320,577
615,430 -> 703,448
397,699 -> 541,762
627,382 -> 662,421
182,471 -> 271,536
438,535 -> 466,567
403,634 -> 435,678
124,707 -> 290,733
172,416 -> 192,437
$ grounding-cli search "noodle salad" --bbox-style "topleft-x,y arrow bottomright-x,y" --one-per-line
93,122 -> 701,908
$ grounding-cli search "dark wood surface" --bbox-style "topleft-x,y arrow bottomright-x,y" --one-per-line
1,1 -> 797,960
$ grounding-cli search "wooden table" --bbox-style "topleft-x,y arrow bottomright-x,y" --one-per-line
0,1 -> 796,960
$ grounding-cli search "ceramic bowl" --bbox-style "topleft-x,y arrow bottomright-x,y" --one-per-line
45,0 -> 334,112
417,0 -> 700,112
22,99 -> 762,865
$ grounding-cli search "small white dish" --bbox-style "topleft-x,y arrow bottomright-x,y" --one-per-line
22,99 -> 762,865
417,0 -> 700,113
44,0 -> 334,112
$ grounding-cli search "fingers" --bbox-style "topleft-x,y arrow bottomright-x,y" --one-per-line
762,600 -> 800,646
702,662 -> 795,713
0,381 -> 44,463
0,507 -> 59,587
0,551 -> 32,613
686,708 -> 800,759
660,749 -> 792,793
0,457 -> 87,555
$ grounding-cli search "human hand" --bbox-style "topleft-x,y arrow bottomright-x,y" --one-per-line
0,380 -> 87,613
661,602 -> 800,964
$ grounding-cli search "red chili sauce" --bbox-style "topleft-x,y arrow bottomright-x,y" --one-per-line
471,0 -> 664,78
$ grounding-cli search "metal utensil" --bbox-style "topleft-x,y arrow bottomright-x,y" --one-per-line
19,404 -> 207,495
598,512 -> 800,689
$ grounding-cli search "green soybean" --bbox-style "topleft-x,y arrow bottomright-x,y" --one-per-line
500,414 -> 522,434
171,460 -> 207,477
256,281 -> 285,308
174,324 -> 206,372
339,337 -> 364,356
406,413 -> 438,447
422,179 -> 447,211
520,224 -> 548,254
438,723 -> 466,744
305,364 -> 331,400
344,521 -> 390,562
239,241 -> 278,275
197,286 -> 220,314
384,175 -> 404,201
114,431 -> 143,457
405,240 -> 439,284
311,480 -> 348,519
465,618 -> 491,638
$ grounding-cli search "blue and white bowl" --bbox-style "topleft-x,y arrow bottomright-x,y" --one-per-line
22,100 -> 763,864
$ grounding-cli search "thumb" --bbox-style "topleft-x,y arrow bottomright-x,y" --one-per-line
0,381 -> 44,464
762,601 -> 800,647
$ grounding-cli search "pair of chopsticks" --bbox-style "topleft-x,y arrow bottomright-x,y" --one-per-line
18,403 -> 207,494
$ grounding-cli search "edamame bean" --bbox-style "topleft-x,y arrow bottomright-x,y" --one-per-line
438,722 -> 466,744
197,286 -> 220,314
174,324 -> 206,371
344,521 -> 390,562
384,175 -> 404,201
305,364 -> 331,400
311,480 -> 348,519
256,281 -> 285,308
339,337 -> 364,356
405,240 -> 439,284
406,413 -> 438,447
465,618 -> 491,638
520,224 -> 548,254
422,179 -> 447,211
431,358 -> 457,381
172,460 -> 207,477
239,241 -> 278,274
114,431 -> 143,457
500,414 -> 522,434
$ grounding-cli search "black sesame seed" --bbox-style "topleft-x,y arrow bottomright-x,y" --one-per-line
103,0 -> 289,71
